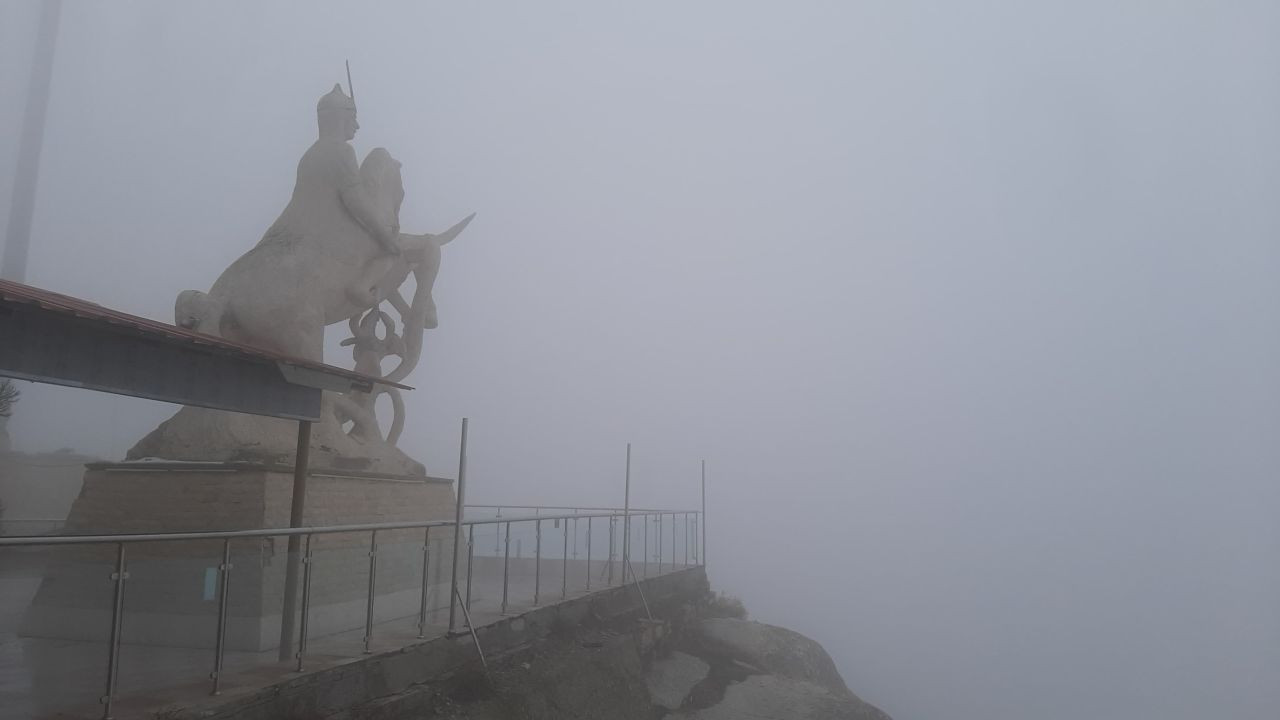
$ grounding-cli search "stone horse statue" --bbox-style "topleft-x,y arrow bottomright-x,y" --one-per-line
142,85 -> 472,472
174,147 -> 471,449
175,148 -> 471,365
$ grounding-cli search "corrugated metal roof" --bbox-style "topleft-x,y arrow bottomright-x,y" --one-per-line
0,278 -> 412,391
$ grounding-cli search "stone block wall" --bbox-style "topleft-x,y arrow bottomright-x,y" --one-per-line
21,464 -> 457,650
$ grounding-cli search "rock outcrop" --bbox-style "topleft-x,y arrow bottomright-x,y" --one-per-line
663,617 -> 891,720
330,584 -> 890,717
410,607 -> 891,720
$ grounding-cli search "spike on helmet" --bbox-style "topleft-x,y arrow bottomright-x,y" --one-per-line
317,83 -> 356,114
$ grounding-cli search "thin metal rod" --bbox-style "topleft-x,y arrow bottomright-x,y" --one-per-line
586,517 -> 592,591
534,519 -> 542,605
211,539 -> 232,694
702,460 -> 707,567
685,513 -> 690,567
417,526 -> 431,638
453,586 -> 488,676
466,504 -> 685,513
562,516 -> 569,600
501,521 -> 511,614
448,418 -> 469,634
363,530 -> 378,654
643,512 -> 648,578
671,512 -> 676,572
0,509 -> 679,548
657,513 -> 663,575
465,525 -> 475,613
278,419 -> 312,662
624,555 -> 653,623
692,516 -> 699,564
622,443 -> 631,583
607,516 -> 615,586
101,542 -> 126,720
296,534 -> 314,671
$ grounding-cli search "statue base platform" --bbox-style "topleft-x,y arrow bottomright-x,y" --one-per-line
20,462 -> 457,651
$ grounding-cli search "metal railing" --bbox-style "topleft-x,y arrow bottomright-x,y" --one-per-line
0,506 -> 703,719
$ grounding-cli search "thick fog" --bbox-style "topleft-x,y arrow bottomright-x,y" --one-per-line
3,2 -> 1279,718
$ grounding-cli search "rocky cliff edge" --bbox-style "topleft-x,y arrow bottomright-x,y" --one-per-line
379,591 -> 891,720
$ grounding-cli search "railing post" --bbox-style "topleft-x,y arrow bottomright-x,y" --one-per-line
685,513 -> 690,567
562,515 -> 569,600
586,516 -> 592,591
448,418 -> 469,635
211,539 -> 232,694
501,521 -> 511,614
417,526 -> 431,639
671,512 -> 676,572
297,534 -> 314,671
607,516 -> 615,586
534,519 -> 542,605
657,513 -> 663,575
701,460 -> 707,568
692,516 -> 699,564
643,512 -> 648,578
101,542 -> 127,720
363,530 -> 379,654
622,443 -> 631,583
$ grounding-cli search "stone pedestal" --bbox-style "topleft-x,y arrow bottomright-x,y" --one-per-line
21,462 -> 457,651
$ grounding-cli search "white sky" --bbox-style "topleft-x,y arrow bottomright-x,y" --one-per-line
2,2 -> 1279,719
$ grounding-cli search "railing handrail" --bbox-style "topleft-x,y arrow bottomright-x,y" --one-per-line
465,504 -> 686,513
0,508 -> 702,547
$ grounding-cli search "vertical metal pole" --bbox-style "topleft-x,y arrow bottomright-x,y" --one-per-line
702,460 -> 707,568
534,519 -> 542,605
607,516 -> 615,586
448,418 -> 469,634
585,517 -> 592,591
657,513 -> 663,575
363,530 -> 378,654
685,513 -> 690,566
296,534 -> 314,672
562,516 -> 569,599
278,419 -> 312,661
692,517 -> 699,564
501,521 -> 511,614
1,0 -> 61,283
211,539 -> 232,694
101,542 -> 127,720
671,513 -> 676,572
622,442 -> 631,583
643,512 -> 649,578
417,526 -> 431,638
465,525 -> 475,612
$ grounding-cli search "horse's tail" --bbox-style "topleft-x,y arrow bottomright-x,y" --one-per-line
174,290 -> 224,336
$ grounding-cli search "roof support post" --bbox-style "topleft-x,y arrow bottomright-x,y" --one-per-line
278,419 -> 312,661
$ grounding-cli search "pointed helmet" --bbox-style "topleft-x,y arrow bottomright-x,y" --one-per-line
317,83 -> 356,114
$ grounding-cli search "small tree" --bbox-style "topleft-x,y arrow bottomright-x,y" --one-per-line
0,380 -> 18,418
